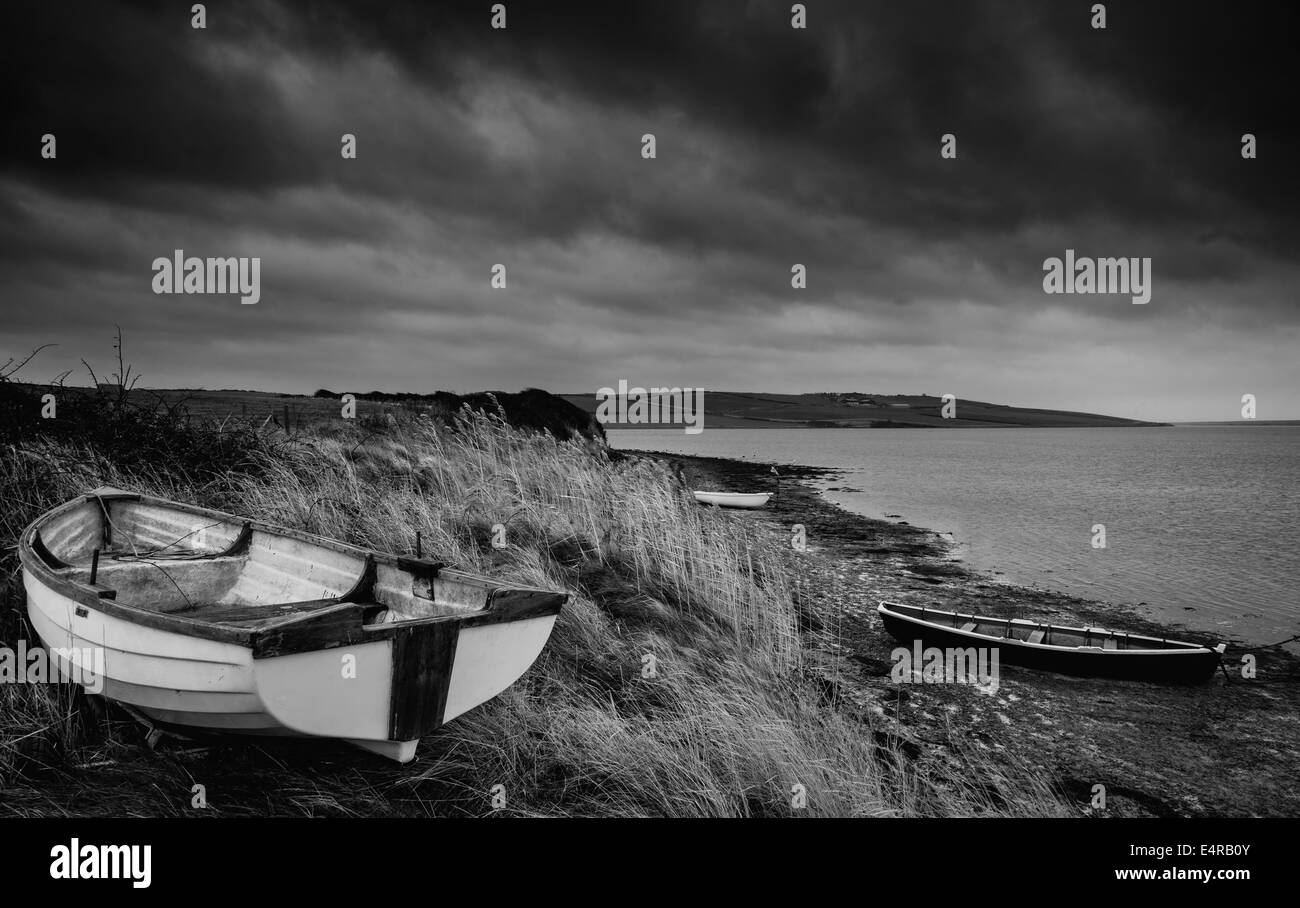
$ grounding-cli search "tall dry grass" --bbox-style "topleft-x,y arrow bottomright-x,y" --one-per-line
1,406 -> 1070,816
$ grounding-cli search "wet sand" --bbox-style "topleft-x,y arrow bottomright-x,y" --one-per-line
640,449 -> 1300,818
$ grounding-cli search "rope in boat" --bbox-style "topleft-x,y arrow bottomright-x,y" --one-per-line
108,519 -> 230,560
91,495 -> 226,612
92,492 -> 232,561
132,559 -> 197,611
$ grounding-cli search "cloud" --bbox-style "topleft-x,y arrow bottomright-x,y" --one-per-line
2,0 -> 1297,419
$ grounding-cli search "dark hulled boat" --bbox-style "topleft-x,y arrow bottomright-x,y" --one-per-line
877,601 -> 1225,684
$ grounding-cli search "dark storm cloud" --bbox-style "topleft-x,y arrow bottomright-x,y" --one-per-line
7,2 -> 324,194
2,1 -> 1298,418
11,1 -> 1298,243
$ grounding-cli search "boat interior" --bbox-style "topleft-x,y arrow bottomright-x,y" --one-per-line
31,495 -> 493,628
882,602 -> 1199,652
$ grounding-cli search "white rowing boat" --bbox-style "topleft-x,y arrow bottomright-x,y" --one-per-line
19,488 -> 565,762
692,491 -> 771,509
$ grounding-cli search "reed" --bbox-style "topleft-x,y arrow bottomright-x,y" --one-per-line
0,400 -> 1071,816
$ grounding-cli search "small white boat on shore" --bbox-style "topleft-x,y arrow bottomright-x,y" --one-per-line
692,491 -> 771,509
19,488 -> 566,762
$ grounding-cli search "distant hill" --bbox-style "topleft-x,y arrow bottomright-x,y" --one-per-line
7,383 -> 1166,433
559,391 -> 1170,429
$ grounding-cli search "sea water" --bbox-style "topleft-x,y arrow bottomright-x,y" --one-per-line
609,425 -> 1300,645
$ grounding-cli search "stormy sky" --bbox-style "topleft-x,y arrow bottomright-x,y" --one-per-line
4,1 -> 1298,421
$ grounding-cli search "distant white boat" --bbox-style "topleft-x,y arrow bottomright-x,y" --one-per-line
692,491 -> 771,509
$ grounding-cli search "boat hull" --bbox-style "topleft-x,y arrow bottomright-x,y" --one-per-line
878,604 -> 1222,684
19,489 -> 565,761
25,569 -> 560,757
692,491 -> 771,509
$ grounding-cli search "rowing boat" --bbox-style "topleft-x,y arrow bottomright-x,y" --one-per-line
19,488 -> 566,761
692,491 -> 771,509
877,601 -> 1224,683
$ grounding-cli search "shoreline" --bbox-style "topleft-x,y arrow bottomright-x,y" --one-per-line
627,447 -> 1300,817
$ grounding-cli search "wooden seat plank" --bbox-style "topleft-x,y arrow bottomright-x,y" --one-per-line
173,598 -> 344,625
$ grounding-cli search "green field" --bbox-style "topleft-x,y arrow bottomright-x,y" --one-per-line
561,391 -> 1169,429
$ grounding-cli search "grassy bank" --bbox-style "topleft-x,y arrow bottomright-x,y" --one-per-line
661,452 -> 1300,817
0,377 -> 1071,816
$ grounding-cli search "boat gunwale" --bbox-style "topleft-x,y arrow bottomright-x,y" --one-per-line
20,490 -> 565,649
877,600 -> 1218,657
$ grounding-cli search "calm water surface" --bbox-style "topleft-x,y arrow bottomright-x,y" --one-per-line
608,426 -> 1300,645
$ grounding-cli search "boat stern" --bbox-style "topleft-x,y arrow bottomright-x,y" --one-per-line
251,585 -> 566,761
